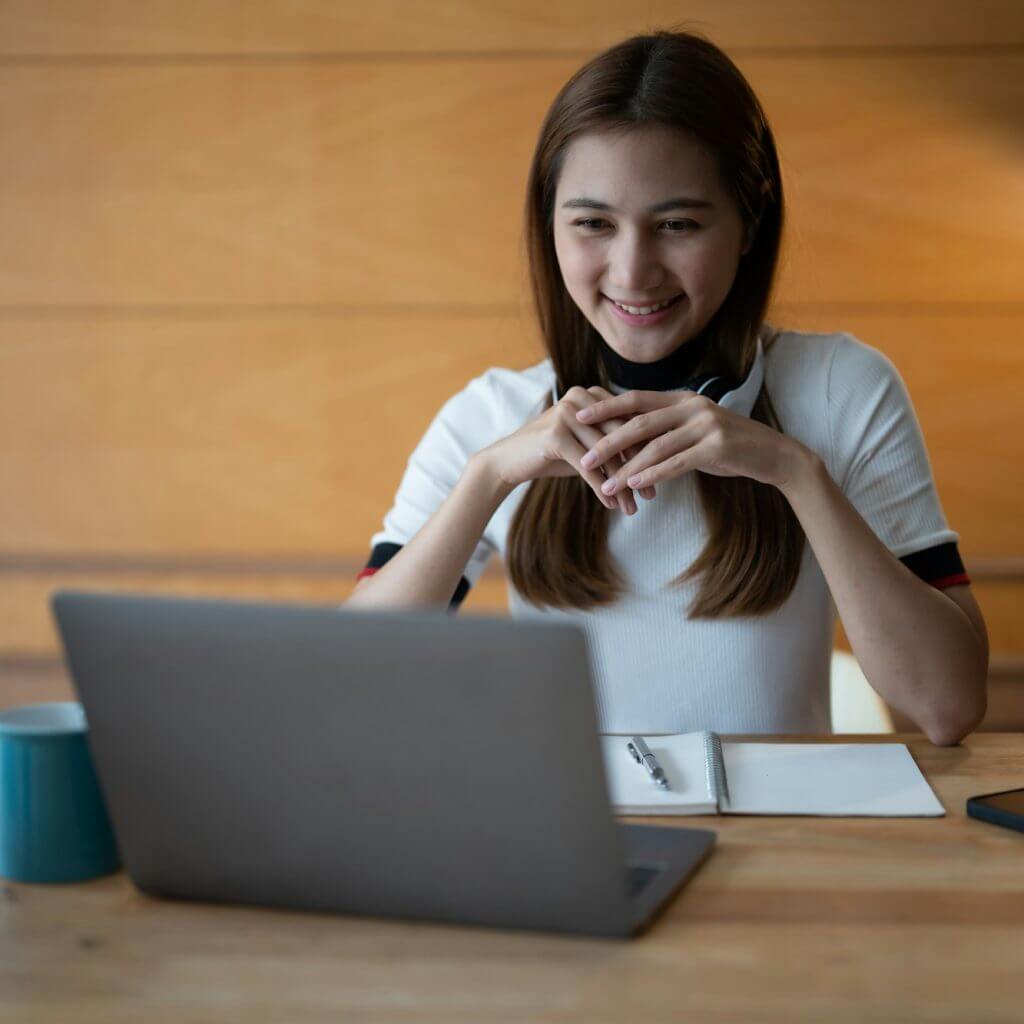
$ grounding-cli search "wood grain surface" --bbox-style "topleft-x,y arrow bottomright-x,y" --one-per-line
2,732 -> 1022,1023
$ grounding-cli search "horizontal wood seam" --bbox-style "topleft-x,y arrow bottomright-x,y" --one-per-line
3,301 -> 1024,320
2,553 -> 1021,581
1,45 -> 1022,67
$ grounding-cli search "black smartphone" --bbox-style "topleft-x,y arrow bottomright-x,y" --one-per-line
966,787 -> 1024,834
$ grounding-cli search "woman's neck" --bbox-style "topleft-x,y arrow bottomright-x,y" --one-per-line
596,331 -> 712,391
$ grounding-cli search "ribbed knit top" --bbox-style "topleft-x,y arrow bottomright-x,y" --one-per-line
364,328 -> 964,735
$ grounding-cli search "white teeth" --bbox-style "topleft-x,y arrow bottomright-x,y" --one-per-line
611,296 -> 679,315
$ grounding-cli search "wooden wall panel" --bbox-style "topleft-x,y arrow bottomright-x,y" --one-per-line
1,4 -> 1021,723
1,1 -> 1022,53
0,312 -> 531,552
1,309 -> 1019,556
1,55 -> 1021,305
0,570 -> 1018,658
3,569 -> 1020,735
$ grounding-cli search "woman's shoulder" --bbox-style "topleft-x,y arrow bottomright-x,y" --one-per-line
761,326 -> 909,454
443,358 -> 555,426
477,358 -> 555,402
765,325 -> 897,395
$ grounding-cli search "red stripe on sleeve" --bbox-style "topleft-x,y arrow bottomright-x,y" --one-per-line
928,572 -> 971,590
356,567 -> 379,581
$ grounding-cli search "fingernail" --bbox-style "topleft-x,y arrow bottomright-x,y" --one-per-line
577,409 -> 592,420
601,478 -> 617,495
580,451 -> 597,468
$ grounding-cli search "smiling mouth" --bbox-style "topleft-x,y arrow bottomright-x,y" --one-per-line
604,293 -> 685,315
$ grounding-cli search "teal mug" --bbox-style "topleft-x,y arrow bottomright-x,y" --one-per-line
0,702 -> 120,883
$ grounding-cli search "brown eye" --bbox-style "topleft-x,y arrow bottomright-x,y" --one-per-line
572,218 -> 700,232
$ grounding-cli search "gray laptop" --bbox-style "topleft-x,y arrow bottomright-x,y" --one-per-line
50,589 -> 715,939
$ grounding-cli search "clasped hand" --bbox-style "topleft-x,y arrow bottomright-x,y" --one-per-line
574,387 -> 800,503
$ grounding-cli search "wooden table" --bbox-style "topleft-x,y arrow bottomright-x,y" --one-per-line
3,733 -> 1023,1023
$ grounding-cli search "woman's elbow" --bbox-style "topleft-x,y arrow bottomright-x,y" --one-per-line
924,680 -> 988,747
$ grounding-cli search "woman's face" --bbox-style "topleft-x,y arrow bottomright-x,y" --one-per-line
552,125 -> 754,364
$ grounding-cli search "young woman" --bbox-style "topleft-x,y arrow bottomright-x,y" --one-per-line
347,30 -> 988,745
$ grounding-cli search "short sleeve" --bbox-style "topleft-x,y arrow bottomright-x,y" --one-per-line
361,371 -> 506,597
826,334 -> 961,562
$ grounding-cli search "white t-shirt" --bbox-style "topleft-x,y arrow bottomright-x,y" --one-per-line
362,328 -> 966,735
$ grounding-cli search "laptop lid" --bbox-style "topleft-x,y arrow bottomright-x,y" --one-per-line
51,589 -> 639,937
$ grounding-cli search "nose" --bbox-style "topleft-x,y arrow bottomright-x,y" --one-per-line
605,226 -> 668,294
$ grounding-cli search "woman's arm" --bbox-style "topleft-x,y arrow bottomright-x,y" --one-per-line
348,381 -> 661,611
344,453 -> 513,611
575,337 -> 988,746
780,445 -> 989,746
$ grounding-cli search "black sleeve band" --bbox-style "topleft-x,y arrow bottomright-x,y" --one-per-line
365,541 -> 967,601
359,542 -> 471,609
898,541 -> 971,590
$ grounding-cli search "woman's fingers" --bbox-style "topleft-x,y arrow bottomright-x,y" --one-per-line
581,397 -> 634,509
620,444 -> 656,499
587,388 -> 656,500
559,395 -> 636,513
605,423 -> 703,493
557,423 -> 621,510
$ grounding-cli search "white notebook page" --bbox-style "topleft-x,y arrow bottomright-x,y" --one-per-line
599,733 -> 716,814
721,742 -> 945,817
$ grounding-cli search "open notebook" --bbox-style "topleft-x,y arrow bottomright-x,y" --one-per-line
600,732 -> 945,817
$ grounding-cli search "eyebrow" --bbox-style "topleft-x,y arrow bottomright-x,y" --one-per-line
561,196 -> 714,213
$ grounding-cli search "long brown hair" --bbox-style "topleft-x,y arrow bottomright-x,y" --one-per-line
506,28 -> 805,618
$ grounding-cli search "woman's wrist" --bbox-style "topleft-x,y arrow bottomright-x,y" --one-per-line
464,451 -> 517,507
775,438 -> 827,502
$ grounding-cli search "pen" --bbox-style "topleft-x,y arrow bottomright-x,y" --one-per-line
627,736 -> 671,790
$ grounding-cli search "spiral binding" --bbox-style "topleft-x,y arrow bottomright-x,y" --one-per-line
702,731 -> 730,808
